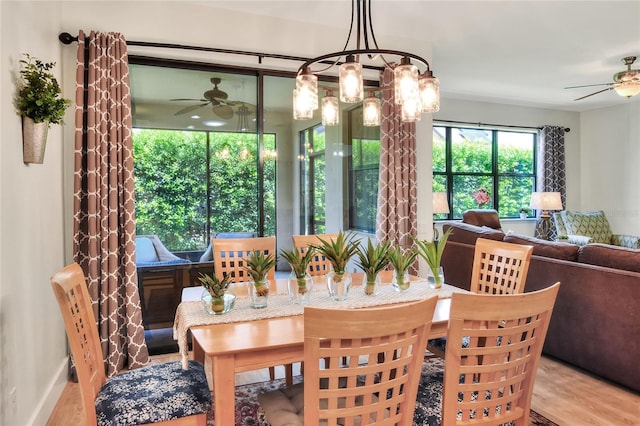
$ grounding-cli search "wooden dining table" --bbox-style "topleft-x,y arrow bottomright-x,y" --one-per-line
175,271 -> 462,426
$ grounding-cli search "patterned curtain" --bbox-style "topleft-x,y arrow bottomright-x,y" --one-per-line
375,68 -> 418,272
74,30 -> 148,376
536,125 -> 567,240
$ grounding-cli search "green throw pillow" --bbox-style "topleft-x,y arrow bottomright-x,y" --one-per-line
563,210 -> 612,244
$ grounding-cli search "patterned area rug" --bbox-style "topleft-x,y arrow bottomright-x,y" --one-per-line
209,358 -> 558,425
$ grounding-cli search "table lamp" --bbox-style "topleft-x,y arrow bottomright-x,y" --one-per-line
530,191 -> 562,240
432,192 -> 450,240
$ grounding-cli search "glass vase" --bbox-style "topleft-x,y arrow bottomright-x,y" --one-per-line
288,272 -> 314,305
363,273 -> 382,296
201,289 -> 236,315
392,269 -> 411,292
427,266 -> 445,289
327,271 -> 351,301
249,276 -> 270,309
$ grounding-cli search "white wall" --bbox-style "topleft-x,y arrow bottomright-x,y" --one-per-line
1,1 -> 637,425
580,100 -> 640,234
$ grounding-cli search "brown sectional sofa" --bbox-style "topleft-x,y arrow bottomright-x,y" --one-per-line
440,221 -> 640,393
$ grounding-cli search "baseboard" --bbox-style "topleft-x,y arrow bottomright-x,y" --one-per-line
29,357 -> 68,425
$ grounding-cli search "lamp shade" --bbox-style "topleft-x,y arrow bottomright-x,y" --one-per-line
432,192 -> 450,214
530,192 -> 562,211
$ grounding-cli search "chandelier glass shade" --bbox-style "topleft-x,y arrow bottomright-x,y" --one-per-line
613,80 -> 640,98
292,0 -> 439,126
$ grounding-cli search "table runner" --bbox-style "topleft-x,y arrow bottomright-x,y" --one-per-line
174,279 -> 465,368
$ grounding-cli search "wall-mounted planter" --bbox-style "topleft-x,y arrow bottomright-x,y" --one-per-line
22,116 -> 49,164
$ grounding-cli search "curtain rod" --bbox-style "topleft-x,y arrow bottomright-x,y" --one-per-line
435,119 -> 570,133
57,32 -> 385,71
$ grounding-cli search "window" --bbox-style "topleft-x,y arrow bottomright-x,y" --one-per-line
433,125 -> 536,219
133,129 -> 276,251
300,124 -> 326,234
348,106 -> 380,233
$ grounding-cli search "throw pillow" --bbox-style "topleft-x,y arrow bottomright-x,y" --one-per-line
562,210 -> 613,244
135,237 -> 159,263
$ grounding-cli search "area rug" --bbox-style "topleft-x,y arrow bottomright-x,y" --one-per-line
208,358 -> 559,425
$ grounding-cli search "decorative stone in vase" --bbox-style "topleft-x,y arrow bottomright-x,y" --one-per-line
288,272 -> 314,305
201,289 -> 236,315
249,276 -> 270,309
327,271 -> 351,301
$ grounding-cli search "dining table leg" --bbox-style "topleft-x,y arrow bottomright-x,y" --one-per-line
212,353 -> 236,425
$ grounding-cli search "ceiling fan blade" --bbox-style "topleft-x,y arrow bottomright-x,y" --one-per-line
174,103 -> 209,115
564,82 -> 613,90
213,105 -> 234,120
170,98 -> 208,102
573,87 -> 613,101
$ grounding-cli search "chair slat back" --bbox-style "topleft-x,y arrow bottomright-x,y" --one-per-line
50,263 -> 106,425
212,236 -> 276,282
303,297 -> 438,425
471,238 -> 533,295
292,234 -> 339,276
442,283 -> 560,425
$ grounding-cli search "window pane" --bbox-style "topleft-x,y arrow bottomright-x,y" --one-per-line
451,128 -> 492,173
133,129 -> 208,251
452,175 -> 493,219
497,131 -> 534,174
312,155 -> 326,233
498,176 -> 534,217
433,126 -> 446,172
263,134 -> 277,236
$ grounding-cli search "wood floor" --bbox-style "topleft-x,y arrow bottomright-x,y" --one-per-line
47,353 -> 640,425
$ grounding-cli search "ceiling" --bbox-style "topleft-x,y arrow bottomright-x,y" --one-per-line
199,0 -> 640,112
131,1 -> 640,131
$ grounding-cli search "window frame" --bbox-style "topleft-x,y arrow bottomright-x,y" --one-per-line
433,124 -> 537,220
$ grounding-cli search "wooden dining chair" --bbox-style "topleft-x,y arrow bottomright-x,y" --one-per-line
211,235 -> 286,381
50,263 -> 211,426
428,238 -> 534,358
439,283 -> 560,425
291,233 -> 339,276
212,236 -> 276,282
257,296 -> 439,426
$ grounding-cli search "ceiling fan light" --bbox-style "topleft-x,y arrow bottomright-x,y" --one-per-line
339,55 -> 364,103
613,81 -> 640,98
394,58 -> 419,105
321,90 -> 340,126
419,73 -> 440,113
363,95 -> 381,127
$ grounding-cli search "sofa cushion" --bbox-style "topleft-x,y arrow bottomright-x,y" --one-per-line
462,209 -> 502,230
577,243 -> 640,273
562,210 -> 612,244
444,222 -> 505,245
136,237 -> 159,263
504,232 -> 579,261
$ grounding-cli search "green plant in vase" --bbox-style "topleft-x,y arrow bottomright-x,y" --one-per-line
413,227 -> 452,289
280,247 -> 315,295
355,238 -> 391,295
244,251 -> 277,308
387,245 -> 419,291
313,231 -> 360,301
198,272 -> 233,314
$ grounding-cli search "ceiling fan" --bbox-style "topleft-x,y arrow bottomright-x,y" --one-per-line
170,77 -> 254,120
565,56 -> 640,101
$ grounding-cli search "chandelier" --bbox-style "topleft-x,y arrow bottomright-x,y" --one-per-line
292,0 -> 439,127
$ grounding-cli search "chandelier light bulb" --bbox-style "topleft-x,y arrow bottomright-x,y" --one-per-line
295,68 -> 318,110
292,89 -> 314,120
321,90 -> 340,126
339,55 -> 364,103
401,93 -> 422,123
394,58 -> 419,105
419,73 -> 440,113
363,95 -> 381,127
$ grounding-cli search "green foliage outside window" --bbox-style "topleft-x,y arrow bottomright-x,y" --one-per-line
133,129 -> 276,251
433,126 -> 535,219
